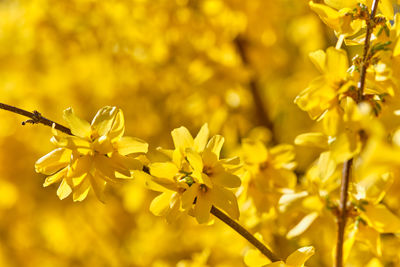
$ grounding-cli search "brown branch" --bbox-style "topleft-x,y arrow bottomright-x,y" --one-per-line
0,102 -> 72,135
336,2 -> 379,266
211,205 -> 281,262
335,158 -> 353,267
234,37 -> 275,144
357,0 -> 380,101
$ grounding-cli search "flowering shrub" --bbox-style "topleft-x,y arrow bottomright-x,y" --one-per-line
2,0 -> 400,266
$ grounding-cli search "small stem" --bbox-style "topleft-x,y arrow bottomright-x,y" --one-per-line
210,206 -> 281,262
335,158 -> 353,267
234,37 -> 276,144
0,102 -> 72,135
358,0 -> 380,101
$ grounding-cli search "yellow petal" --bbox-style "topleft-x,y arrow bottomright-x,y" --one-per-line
89,174 -> 106,203
150,191 -> 174,216
200,173 -> 213,188
309,49 -> 326,73
205,135 -> 224,159
182,183 -> 199,210
211,186 -> 239,220
393,38 -> 400,57
318,151 -> 336,182
91,106 -> 118,137
365,258 -> 383,267
309,2 -> 341,31
379,0 -> 394,20
362,204 -> 400,233
295,76 -> 336,120
343,224 -> 357,262
111,153 -> 143,173
72,177 -> 91,202
194,123 -> 209,152
195,192 -> 212,223
295,132 -> 328,149
63,107 -> 91,139
109,108 -> 125,141
244,249 -> 271,267
270,144 -> 296,168
43,168 -> 67,187
117,136 -> 148,155
286,212 -> 319,239
285,246 -> 315,266
186,149 -> 203,172
57,179 -> 72,200
242,139 -> 268,164
50,135 -> 91,154
149,162 -> 179,179
171,126 -> 194,152
35,148 -> 71,175
67,155 -> 92,179
212,171 -> 241,188
166,194 -> 182,223
324,0 -> 358,9
356,224 -> 381,256
92,135 -> 114,155
326,47 -> 348,79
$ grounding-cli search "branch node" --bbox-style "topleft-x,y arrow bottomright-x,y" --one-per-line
22,110 -> 42,125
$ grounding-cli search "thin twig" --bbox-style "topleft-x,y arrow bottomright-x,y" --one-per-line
234,37 -> 276,144
0,102 -> 72,135
335,158 -> 353,267
336,2 -> 379,266
211,206 -> 281,262
358,0 -> 380,101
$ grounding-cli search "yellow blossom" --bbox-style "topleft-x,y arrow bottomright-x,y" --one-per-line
35,106 -> 148,202
148,124 -> 241,224
264,246 -> 315,267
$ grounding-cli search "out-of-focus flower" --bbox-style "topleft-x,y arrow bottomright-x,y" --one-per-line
35,106 -> 148,202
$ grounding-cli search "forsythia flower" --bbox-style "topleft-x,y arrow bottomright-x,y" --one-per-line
295,47 -> 353,123
35,106 -> 148,202
148,124 -> 241,224
245,246 -> 315,267
241,138 -> 297,213
265,246 -> 315,267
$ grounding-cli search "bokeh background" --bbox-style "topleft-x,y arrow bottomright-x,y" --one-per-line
0,0 -> 330,266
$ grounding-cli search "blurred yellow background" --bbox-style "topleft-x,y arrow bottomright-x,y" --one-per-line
0,0 -> 327,266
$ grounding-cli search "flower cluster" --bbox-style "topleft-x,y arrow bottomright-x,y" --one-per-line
148,124 -> 241,224
35,106 -> 148,202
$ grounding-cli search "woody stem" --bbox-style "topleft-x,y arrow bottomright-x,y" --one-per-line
0,102 -> 72,135
211,206 -> 281,262
336,1 -> 379,266
357,0 -> 380,101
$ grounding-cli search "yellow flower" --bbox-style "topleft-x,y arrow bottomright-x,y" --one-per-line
264,246 -> 315,267
295,47 -> 353,124
35,106 -> 148,202
309,1 -> 362,36
241,138 -> 297,213
148,124 -> 241,224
